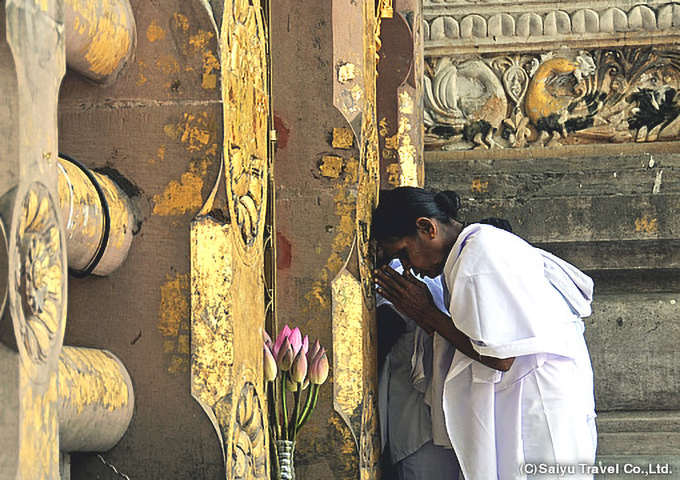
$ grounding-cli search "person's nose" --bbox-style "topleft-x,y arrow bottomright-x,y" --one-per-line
399,257 -> 411,271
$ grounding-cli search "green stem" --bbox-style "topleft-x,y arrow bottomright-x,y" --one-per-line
280,374 -> 289,440
288,386 -> 302,441
267,381 -> 279,442
296,383 -> 316,429
295,384 -> 319,435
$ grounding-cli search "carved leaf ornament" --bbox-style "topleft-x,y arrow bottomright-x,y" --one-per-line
231,382 -> 267,480
223,0 -> 269,256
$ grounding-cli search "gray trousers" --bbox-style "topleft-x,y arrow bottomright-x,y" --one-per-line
395,440 -> 461,480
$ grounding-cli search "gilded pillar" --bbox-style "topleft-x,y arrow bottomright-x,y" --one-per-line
191,0 -> 270,477
63,0 -> 137,85
377,0 -> 425,188
1,0 -> 67,477
331,0 -> 381,478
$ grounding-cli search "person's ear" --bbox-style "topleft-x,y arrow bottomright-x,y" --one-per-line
415,217 -> 436,238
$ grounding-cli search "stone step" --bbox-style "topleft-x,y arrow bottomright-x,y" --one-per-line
594,411 -> 680,478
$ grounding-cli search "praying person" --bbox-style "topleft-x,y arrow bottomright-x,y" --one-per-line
377,258 -> 460,480
373,186 -> 597,480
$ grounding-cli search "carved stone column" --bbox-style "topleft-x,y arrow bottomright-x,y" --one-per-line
191,0 -> 270,478
1,0 -> 67,477
331,0 -> 381,478
377,0 -> 425,188
56,156 -> 135,276
63,0 -> 137,85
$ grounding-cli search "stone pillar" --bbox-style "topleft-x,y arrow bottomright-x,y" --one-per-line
63,0 -> 137,85
1,0 -> 67,478
271,0 -> 381,477
56,156 -> 135,276
377,0 -> 424,189
58,346 -> 134,453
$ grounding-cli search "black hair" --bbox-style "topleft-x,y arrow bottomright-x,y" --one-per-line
372,187 -> 461,242
478,217 -> 513,233
372,187 -> 514,242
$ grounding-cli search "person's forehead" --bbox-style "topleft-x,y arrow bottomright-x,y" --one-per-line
380,237 -> 408,255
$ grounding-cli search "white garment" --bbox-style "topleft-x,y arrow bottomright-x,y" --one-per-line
439,224 -> 597,480
378,260 -> 455,465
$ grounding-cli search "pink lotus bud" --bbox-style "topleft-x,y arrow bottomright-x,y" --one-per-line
309,349 -> 329,385
273,325 -> 292,358
262,330 -> 272,345
263,344 -> 277,382
277,338 -> 294,371
301,335 -> 309,355
289,327 -> 302,355
307,338 -> 321,362
291,349 -> 308,384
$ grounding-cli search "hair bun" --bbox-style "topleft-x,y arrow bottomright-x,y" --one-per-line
434,191 -> 461,219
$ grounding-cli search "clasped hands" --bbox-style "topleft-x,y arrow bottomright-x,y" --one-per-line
374,264 -> 440,335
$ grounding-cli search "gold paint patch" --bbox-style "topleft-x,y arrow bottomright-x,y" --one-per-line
397,91 -> 419,187
333,128 -> 355,149
152,172 -> 204,216
171,12 -> 190,32
338,63 -> 357,83
159,274 -> 192,375
332,269 -> 364,428
157,54 -> 180,75
320,156 -> 344,179
471,178 -> 490,193
635,215 -> 658,234
146,19 -> 167,42
158,274 -> 190,338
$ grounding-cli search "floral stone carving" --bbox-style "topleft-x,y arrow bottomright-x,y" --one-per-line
10,183 -> 66,382
424,47 -> 680,150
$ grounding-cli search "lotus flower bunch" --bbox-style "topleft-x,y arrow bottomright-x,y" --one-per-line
263,325 -> 329,445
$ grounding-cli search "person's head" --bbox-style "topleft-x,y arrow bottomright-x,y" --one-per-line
373,187 -> 463,278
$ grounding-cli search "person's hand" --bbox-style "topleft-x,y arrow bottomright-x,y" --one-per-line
374,264 -> 439,333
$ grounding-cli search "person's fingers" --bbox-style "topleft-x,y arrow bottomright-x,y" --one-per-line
375,267 -> 408,293
375,286 -> 398,305
402,269 -> 428,290
375,275 -> 404,299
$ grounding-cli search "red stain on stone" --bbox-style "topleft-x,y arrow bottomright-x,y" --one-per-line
274,114 -> 290,151
277,232 -> 292,270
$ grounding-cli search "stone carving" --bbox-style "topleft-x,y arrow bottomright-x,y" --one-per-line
222,0 -> 269,256
425,3 -> 680,43
425,58 -> 507,148
11,183 -> 66,382
424,48 -> 680,150
231,381 -> 268,479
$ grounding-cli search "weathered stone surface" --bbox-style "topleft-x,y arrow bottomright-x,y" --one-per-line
58,1 -> 225,477
587,294 -> 680,411
425,150 -> 680,271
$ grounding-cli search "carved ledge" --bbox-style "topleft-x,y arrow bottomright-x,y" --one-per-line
424,2 -> 680,53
